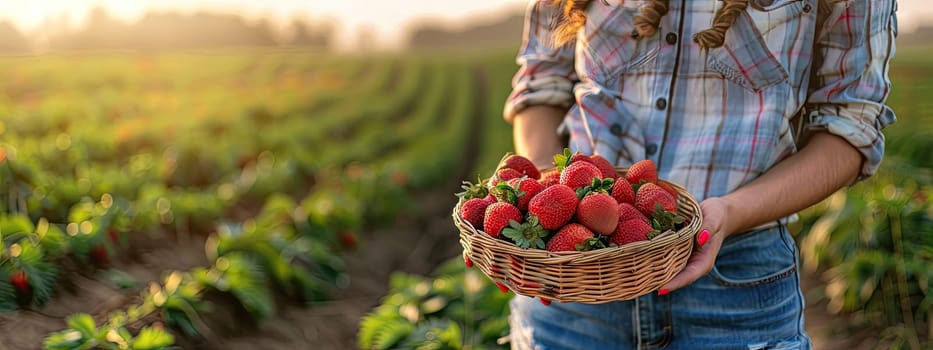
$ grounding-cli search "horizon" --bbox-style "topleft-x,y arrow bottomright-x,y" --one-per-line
0,0 -> 928,51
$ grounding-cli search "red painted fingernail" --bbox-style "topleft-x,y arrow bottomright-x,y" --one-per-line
697,230 -> 710,246
464,255 -> 473,268
539,298 -> 551,306
658,289 -> 670,296
496,282 -> 509,294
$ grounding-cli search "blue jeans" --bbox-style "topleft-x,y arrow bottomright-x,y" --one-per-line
508,225 -> 811,349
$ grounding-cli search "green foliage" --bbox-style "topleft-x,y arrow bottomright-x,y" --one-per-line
359,257 -> 511,350
797,158 -> 932,345
43,313 -> 175,350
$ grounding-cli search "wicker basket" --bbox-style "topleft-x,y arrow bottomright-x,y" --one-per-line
453,168 -> 703,303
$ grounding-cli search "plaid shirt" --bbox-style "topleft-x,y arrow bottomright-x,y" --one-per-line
505,0 -> 897,201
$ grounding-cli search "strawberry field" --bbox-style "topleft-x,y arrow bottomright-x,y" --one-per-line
0,45 -> 930,349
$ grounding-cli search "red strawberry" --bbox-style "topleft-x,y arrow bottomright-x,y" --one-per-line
460,197 -> 493,228
658,181 -> 680,202
489,168 -> 523,187
626,159 -> 658,185
559,161 -> 601,189
546,223 -> 595,252
483,202 -> 523,238
508,177 -> 545,211
10,269 -> 29,296
503,154 -> 541,179
90,245 -> 110,267
569,153 -> 591,165
547,223 -> 605,252
528,184 -> 579,230
611,219 -> 657,247
538,169 -> 561,188
339,230 -> 358,250
618,203 -> 648,223
589,155 -> 618,179
635,183 -> 677,216
108,228 -> 121,245
611,176 -> 636,204
577,193 -> 620,235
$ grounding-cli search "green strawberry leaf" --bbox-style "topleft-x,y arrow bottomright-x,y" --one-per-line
553,148 -> 573,172
131,326 -> 176,350
575,237 -> 607,251
650,204 -> 687,236
501,217 -> 548,249
491,182 -> 524,206
455,175 -> 489,199
577,177 -> 616,199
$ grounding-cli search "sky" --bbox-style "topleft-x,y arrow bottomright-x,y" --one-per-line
0,0 -> 927,50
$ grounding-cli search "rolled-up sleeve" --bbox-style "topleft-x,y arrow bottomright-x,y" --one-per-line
804,0 -> 898,181
503,0 -> 577,123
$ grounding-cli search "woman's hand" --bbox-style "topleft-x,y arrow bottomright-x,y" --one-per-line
657,197 -> 731,295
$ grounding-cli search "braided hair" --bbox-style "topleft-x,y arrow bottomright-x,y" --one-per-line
551,0 -> 670,46
551,0 -> 842,48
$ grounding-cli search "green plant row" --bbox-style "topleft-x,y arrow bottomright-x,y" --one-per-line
795,157 -> 932,347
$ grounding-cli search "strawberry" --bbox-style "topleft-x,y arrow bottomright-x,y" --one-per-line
539,169 -> 561,188
528,184 -> 579,230
589,155 -> 618,179
658,181 -> 680,202
503,154 -> 541,179
618,202 -> 648,223
339,230 -> 358,250
483,202 -> 523,238
108,228 -> 121,245
490,168 -> 523,187
90,245 -> 110,267
576,193 -> 619,235
508,177 -> 545,211
610,176 -> 636,204
569,153 -> 591,165
546,223 -> 600,252
460,197 -> 493,228
559,161 -> 602,190
626,159 -> 658,185
635,183 -> 677,216
611,219 -> 658,247
10,269 -> 29,296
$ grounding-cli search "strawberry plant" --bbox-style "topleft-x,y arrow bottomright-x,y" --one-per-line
43,313 -> 174,350
795,158 -> 932,346
358,257 -> 510,350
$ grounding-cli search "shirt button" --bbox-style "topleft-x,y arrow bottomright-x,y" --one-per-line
646,143 -> 658,156
610,123 -> 623,136
665,32 -> 678,45
803,3 -> 812,13
655,98 -> 668,110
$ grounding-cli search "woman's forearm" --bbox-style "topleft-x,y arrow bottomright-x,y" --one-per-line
720,131 -> 862,236
512,105 -> 567,169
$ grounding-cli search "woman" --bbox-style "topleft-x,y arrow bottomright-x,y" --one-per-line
504,0 -> 897,348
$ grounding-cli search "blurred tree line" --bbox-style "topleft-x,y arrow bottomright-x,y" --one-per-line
0,7 -> 332,53
0,6 -> 534,54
